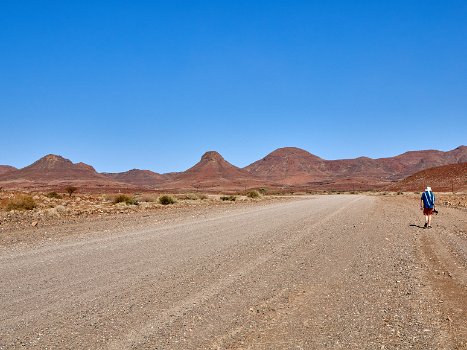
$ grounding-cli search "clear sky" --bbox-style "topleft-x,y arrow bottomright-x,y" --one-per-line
1,1 -> 466,173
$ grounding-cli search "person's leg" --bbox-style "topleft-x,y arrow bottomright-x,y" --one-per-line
428,214 -> 432,227
424,214 -> 428,228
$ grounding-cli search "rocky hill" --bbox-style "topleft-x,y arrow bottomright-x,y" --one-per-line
244,147 -> 328,185
162,151 -> 268,190
103,169 -> 168,188
244,146 -> 467,189
0,165 -> 17,175
1,146 -> 465,192
0,155 -> 134,191
389,162 -> 467,192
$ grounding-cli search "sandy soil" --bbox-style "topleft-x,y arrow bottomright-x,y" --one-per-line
0,195 -> 465,349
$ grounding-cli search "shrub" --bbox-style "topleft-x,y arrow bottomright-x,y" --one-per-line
46,191 -> 62,199
6,195 -> 37,211
159,195 -> 176,205
246,190 -> 260,199
197,193 -> 208,200
258,188 -> 268,195
65,185 -> 78,197
220,195 -> 236,201
113,194 -> 138,205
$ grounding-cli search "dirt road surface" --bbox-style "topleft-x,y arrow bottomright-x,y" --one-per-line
1,195 -> 466,349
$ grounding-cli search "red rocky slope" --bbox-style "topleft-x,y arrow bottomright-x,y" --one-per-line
389,162 -> 467,192
0,155 -> 134,191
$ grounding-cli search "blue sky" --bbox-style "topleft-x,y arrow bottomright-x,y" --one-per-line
1,1 -> 466,173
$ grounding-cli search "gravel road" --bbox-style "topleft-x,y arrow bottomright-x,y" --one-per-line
1,195 -> 466,349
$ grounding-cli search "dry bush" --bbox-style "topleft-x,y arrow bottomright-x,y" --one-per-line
159,195 -> 176,205
46,191 -> 62,199
197,193 -> 208,200
5,195 -> 37,211
113,194 -> 138,205
0,198 -> 8,210
220,195 -> 236,201
65,185 -> 78,197
258,188 -> 268,195
246,190 -> 260,199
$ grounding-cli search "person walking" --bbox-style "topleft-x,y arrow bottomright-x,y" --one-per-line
420,186 -> 436,228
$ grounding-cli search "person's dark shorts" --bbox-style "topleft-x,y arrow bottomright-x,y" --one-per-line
423,207 -> 434,215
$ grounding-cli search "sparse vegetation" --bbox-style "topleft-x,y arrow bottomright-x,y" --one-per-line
6,195 -> 37,211
46,191 -> 62,199
65,186 -> 78,197
175,193 -> 208,200
177,193 -> 200,200
258,188 -> 268,195
220,195 -> 236,201
113,194 -> 138,205
159,195 -> 176,205
246,190 -> 260,199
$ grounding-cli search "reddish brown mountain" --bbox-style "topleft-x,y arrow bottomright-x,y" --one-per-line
162,151 -> 267,190
389,162 -> 467,192
244,146 -> 467,189
370,146 -> 467,179
103,169 -> 167,187
0,154 -> 134,191
0,154 -> 103,181
0,165 -> 16,175
245,147 -> 328,185
1,146 -> 465,192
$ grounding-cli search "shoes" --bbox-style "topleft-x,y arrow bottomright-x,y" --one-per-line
424,223 -> 428,228
428,225 -> 432,229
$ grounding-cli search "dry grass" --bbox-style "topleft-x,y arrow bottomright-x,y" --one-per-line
4,195 -> 37,211
113,194 -> 138,205
176,193 -> 200,200
46,191 -> 63,199
246,190 -> 261,199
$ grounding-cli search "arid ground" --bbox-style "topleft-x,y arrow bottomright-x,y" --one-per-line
0,195 -> 466,349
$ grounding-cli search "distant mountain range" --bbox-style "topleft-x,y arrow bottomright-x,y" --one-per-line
0,146 -> 465,192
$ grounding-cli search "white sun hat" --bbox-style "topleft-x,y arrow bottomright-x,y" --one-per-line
425,186 -> 432,192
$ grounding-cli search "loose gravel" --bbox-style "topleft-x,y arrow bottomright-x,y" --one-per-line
0,195 -> 465,349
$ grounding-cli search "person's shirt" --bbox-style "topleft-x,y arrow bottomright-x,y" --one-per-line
421,191 -> 435,208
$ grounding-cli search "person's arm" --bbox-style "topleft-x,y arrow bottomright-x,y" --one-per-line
420,197 -> 424,210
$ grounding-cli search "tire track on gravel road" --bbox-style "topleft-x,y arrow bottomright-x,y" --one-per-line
0,196 -> 358,349
107,196 -> 364,349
